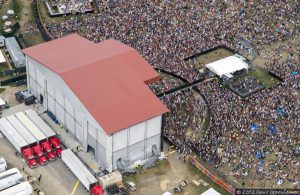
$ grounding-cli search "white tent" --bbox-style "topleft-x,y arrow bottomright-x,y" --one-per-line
0,50 -> 6,63
201,188 -> 221,195
205,54 -> 248,77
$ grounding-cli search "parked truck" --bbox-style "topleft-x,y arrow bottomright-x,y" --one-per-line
0,168 -> 22,191
32,145 -> 48,166
40,141 -> 56,161
0,118 -> 27,154
50,136 -> 62,157
2,116 -> 39,169
0,118 -> 37,168
62,149 -> 104,195
0,181 -> 32,195
21,148 -> 38,169
0,158 -> 7,173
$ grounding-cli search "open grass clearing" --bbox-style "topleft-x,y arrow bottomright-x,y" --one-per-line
22,32 -> 45,47
246,66 -> 280,88
0,87 -> 6,94
193,48 -> 234,69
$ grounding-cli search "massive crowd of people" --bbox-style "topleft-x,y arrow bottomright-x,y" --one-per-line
44,0 -> 298,83
42,0 -> 300,188
149,73 -> 184,95
196,80 -> 300,187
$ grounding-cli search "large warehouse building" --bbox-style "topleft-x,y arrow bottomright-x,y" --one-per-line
22,34 -> 168,171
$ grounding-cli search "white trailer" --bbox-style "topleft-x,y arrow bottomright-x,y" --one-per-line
15,112 -> 46,141
6,115 -> 37,145
0,181 -> 32,195
24,109 -> 56,138
62,149 -> 97,191
0,118 -> 28,153
0,158 -> 7,173
0,168 -> 22,191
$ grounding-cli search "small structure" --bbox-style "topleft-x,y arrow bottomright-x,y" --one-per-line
7,10 -> 14,16
205,54 -> 248,78
1,15 -> 8,21
5,37 -> 25,68
0,36 -> 5,47
200,188 -> 221,195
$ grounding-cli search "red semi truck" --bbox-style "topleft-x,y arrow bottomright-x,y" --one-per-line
50,137 -> 62,157
22,148 -> 38,169
41,141 -> 56,161
32,145 -> 48,166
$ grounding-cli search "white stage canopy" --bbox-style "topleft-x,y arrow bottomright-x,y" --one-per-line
205,54 -> 248,77
0,51 -> 6,63
201,188 -> 221,195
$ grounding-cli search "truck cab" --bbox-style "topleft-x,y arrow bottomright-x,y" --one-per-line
41,141 -> 57,161
50,137 -> 61,149
32,145 -> 48,165
39,155 -> 48,166
22,148 -> 34,160
28,158 -> 38,169
91,184 -> 104,195
32,145 -> 43,157
22,148 -> 38,169
55,147 -> 63,158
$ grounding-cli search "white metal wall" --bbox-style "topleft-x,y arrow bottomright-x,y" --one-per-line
112,116 -> 162,169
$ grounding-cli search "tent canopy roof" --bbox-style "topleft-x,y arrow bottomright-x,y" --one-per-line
205,54 -> 248,77
200,188 -> 221,195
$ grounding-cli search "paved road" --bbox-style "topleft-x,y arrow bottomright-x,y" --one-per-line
0,137 -> 88,195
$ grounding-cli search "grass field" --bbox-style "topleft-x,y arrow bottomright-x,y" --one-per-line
0,88 -> 6,94
0,64 -> 10,71
21,33 -> 45,47
193,48 -> 234,69
247,66 -> 280,88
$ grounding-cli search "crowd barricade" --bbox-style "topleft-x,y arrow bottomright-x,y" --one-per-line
189,156 -> 235,194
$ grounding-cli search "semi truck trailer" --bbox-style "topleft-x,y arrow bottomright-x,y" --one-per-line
0,168 -> 22,191
0,181 -> 32,195
62,149 -> 104,195
24,109 -> 56,138
0,118 -> 27,154
0,158 -> 7,173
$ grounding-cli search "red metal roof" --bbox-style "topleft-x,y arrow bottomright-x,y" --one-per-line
23,34 -> 168,135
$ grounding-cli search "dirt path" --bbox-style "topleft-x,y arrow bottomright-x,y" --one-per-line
0,85 -> 26,106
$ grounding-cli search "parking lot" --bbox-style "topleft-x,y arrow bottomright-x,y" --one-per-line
0,130 -> 88,195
